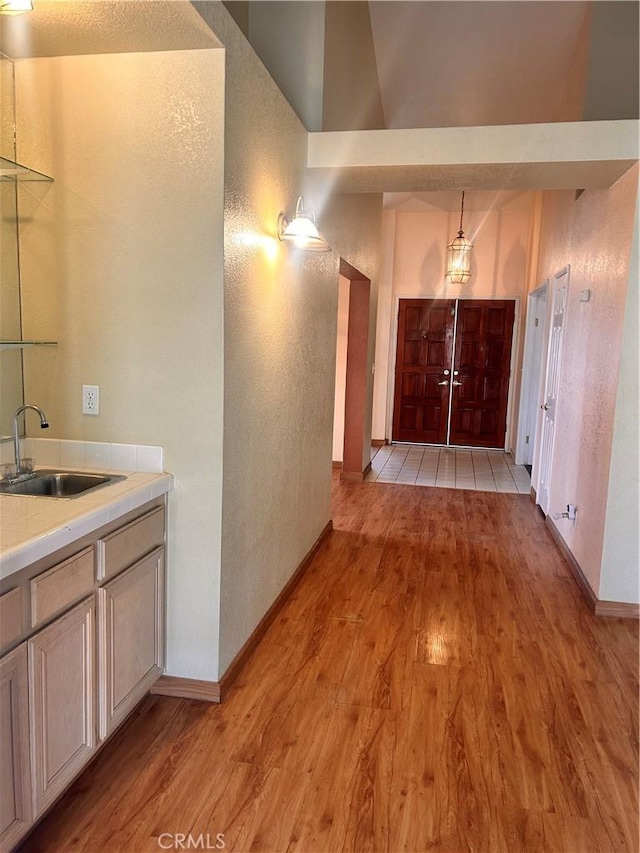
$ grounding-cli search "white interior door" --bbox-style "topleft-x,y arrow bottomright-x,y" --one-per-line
516,284 -> 548,465
537,266 -> 569,514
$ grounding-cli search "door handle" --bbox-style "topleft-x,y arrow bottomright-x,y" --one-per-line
452,380 -> 463,386
438,380 -> 449,386
540,403 -> 549,410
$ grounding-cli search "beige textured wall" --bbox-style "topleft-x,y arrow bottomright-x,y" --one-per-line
193,3 -> 382,676
600,194 -> 639,603
534,165 -> 638,598
204,2 -> 383,675
372,203 -> 535,449
1,56 -> 15,156
16,49 -> 226,681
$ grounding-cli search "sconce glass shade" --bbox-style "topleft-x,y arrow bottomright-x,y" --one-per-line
0,0 -> 33,13
446,231 -> 473,284
278,197 -> 331,252
446,190 -> 472,283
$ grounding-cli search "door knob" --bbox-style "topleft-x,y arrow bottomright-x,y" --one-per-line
540,403 -> 549,410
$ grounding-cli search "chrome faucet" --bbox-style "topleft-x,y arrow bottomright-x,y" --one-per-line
12,404 -> 49,479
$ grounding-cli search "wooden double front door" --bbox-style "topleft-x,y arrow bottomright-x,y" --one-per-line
392,298 -> 515,448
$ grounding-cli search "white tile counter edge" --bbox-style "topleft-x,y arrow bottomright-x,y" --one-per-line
0,468 -> 174,580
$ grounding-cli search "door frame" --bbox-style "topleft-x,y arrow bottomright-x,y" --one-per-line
387,294 -> 520,450
337,259 -> 372,481
515,281 -> 549,465
534,265 -> 570,512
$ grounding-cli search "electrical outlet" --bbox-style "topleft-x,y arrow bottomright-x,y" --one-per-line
82,385 -> 100,415
553,504 -> 578,522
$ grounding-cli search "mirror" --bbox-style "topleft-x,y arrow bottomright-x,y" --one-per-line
0,185 -> 23,440
0,55 -> 24,440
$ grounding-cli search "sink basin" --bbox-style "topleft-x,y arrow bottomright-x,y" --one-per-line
0,469 -> 126,498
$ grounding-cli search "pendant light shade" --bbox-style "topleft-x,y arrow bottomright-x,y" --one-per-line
446,191 -> 472,284
277,197 -> 331,253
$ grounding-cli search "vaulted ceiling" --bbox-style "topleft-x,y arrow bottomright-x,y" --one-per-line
227,0 -> 637,205
369,1 -> 589,129
3,0 -> 637,208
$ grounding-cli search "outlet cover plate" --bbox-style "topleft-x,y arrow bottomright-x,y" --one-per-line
82,385 -> 100,415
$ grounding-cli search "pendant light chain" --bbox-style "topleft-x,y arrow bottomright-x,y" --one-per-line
446,189 -> 472,284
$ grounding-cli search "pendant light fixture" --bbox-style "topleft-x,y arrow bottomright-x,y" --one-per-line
277,197 -> 331,253
446,190 -> 472,284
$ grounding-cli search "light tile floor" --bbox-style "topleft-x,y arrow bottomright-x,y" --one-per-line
366,445 -> 531,494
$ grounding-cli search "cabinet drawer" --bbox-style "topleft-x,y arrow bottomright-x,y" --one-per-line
30,548 -> 94,629
97,506 -> 165,582
0,587 -> 24,650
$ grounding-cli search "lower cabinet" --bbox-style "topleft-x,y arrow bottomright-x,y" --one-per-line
0,500 -> 166,852
0,644 -> 32,850
98,548 -> 164,739
29,598 -> 95,818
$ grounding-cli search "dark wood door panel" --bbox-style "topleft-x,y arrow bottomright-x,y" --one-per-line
449,300 -> 515,448
402,338 -> 448,367
486,340 -> 508,370
402,339 -> 421,366
451,406 -> 499,442
457,303 -> 482,334
400,372 -> 421,397
392,299 -> 455,444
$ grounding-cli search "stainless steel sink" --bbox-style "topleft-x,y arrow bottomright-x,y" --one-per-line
0,469 -> 126,498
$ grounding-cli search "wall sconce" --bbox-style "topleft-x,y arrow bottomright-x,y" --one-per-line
277,197 -> 331,253
446,190 -> 472,284
0,0 -> 34,13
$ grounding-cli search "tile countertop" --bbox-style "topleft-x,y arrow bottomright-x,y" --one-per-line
0,467 -> 174,581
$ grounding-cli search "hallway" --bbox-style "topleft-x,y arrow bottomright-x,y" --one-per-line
20,477 -> 638,852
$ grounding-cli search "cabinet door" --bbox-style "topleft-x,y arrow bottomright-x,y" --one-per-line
0,644 -> 32,849
29,598 -> 95,817
98,548 -> 164,739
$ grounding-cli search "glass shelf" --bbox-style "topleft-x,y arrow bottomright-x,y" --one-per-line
0,341 -> 57,351
0,156 -> 53,182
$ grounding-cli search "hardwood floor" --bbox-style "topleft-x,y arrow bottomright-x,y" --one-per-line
20,477 -> 638,853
